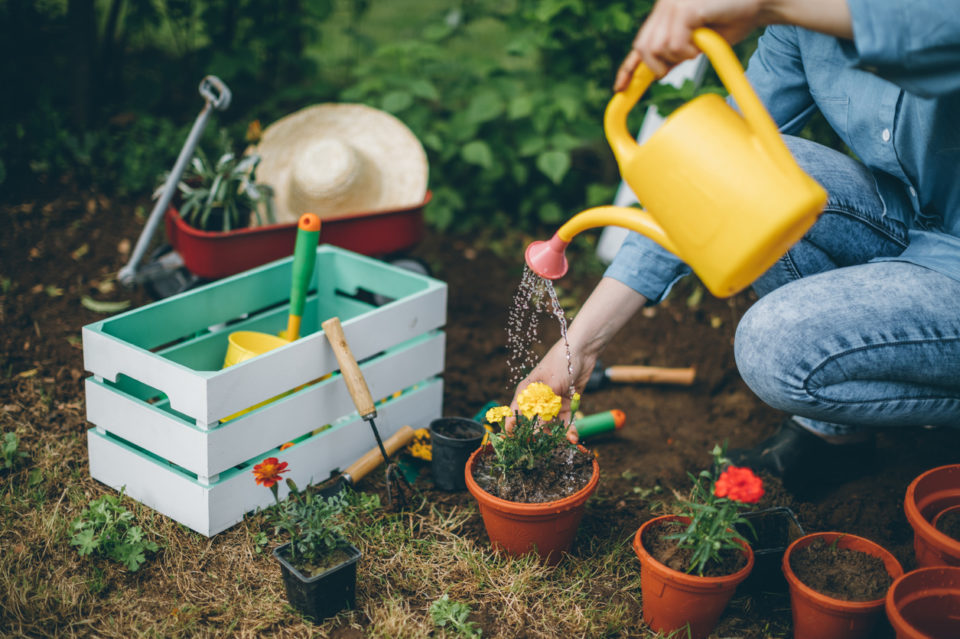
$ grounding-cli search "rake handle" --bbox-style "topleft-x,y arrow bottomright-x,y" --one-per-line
322,317 -> 377,418
344,425 -> 415,483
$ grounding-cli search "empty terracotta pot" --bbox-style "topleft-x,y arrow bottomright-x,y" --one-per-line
905,464 -> 960,567
783,532 -> 903,639
633,514 -> 754,639
886,566 -> 960,639
464,444 -> 599,565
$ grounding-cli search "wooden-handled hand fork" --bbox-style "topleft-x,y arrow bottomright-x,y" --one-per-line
322,316 -> 414,510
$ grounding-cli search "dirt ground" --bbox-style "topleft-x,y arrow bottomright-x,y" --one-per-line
4,187 -> 960,637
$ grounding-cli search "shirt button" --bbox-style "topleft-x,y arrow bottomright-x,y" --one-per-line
910,186 -> 917,197
881,128 -> 891,142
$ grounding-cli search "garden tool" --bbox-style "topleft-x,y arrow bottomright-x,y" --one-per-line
119,75 -> 232,290
318,425 -> 416,499
219,213 -> 320,422
222,212 -> 321,368
321,316 -> 414,510
573,410 -> 626,439
585,361 -> 696,391
525,28 -> 827,298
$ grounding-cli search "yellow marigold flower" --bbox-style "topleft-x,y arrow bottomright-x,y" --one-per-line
485,405 -> 513,424
517,382 -> 562,422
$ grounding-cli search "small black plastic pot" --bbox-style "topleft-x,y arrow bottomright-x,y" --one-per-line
736,506 -> 804,592
429,417 -> 485,491
272,541 -> 361,623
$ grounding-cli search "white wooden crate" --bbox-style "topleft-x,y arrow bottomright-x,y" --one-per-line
82,245 -> 447,536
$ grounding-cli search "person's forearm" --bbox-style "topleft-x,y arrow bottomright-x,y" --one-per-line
566,277 -> 648,359
759,0 -> 852,40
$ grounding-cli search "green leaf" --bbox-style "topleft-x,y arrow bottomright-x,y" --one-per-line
81,297 -> 131,314
408,79 -> 439,101
536,150 -> 570,184
382,91 -> 414,112
464,91 -> 505,126
538,202 -> 564,224
508,95 -> 535,120
71,529 -> 98,556
461,140 -> 494,169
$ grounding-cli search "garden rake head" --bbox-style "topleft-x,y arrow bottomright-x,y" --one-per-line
322,316 -> 417,511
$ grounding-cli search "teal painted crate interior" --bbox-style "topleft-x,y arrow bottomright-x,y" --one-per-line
88,245 -> 442,372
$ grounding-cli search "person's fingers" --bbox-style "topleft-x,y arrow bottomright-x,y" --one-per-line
566,425 -> 579,445
614,48 -> 644,92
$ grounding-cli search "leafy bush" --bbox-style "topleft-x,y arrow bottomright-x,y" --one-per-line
70,490 -> 160,571
339,1 -> 671,233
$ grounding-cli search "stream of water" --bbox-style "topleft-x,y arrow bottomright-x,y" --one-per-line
505,266 -> 576,401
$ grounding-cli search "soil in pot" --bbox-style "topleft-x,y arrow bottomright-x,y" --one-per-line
470,443 -> 594,503
276,544 -> 355,579
433,419 -> 482,439
935,506 -> 960,542
644,516 -> 748,577
789,538 -> 893,601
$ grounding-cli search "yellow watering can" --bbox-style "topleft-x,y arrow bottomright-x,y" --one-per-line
525,28 -> 827,298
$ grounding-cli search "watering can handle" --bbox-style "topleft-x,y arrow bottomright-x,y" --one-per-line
604,28 -> 796,172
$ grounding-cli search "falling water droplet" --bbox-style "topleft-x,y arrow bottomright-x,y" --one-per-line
505,266 -> 575,400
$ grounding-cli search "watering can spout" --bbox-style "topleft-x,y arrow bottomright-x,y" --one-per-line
525,206 -> 679,281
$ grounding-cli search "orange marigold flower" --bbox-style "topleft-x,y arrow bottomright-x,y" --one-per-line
253,457 -> 289,488
714,465 -> 764,504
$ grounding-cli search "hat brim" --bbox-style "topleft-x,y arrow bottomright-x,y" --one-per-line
253,103 -> 428,224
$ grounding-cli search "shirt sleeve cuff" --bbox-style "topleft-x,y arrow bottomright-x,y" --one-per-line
602,231 -> 691,304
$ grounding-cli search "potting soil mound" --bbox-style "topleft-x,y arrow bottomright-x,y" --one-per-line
789,539 -> 893,601
471,444 -> 594,503
643,517 -> 749,577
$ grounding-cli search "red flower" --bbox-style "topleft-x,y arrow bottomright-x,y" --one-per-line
253,457 -> 289,488
714,466 -> 764,504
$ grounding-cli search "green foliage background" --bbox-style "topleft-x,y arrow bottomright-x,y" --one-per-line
1,0 -> 745,234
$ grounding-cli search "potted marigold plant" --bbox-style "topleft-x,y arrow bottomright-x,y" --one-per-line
464,383 -> 599,565
253,457 -> 361,623
633,445 -> 762,639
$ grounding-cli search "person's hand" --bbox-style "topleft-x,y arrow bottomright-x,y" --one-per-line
614,0 -> 766,91
506,339 -> 599,443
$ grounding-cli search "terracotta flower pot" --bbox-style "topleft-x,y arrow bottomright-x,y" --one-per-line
905,464 -> 960,567
464,444 -> 599,565
783,532 -> 904,639
633,514 -> 755,639
885,565 -> 960,639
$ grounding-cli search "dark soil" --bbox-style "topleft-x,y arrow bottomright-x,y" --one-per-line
789,538 -> 893,601
6,185 -> 960,636
277,543 -> 356,579
643,517 -> 748,577
471,443 -> 594,503
431,417 -> 485,440
935,507 -> 960,542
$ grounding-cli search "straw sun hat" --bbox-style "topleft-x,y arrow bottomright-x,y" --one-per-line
252,103 -> 428,224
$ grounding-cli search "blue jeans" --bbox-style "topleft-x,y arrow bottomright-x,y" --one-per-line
734,136 -> 960,437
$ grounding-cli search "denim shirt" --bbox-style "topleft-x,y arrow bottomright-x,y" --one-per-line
606,0 -> 960,302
